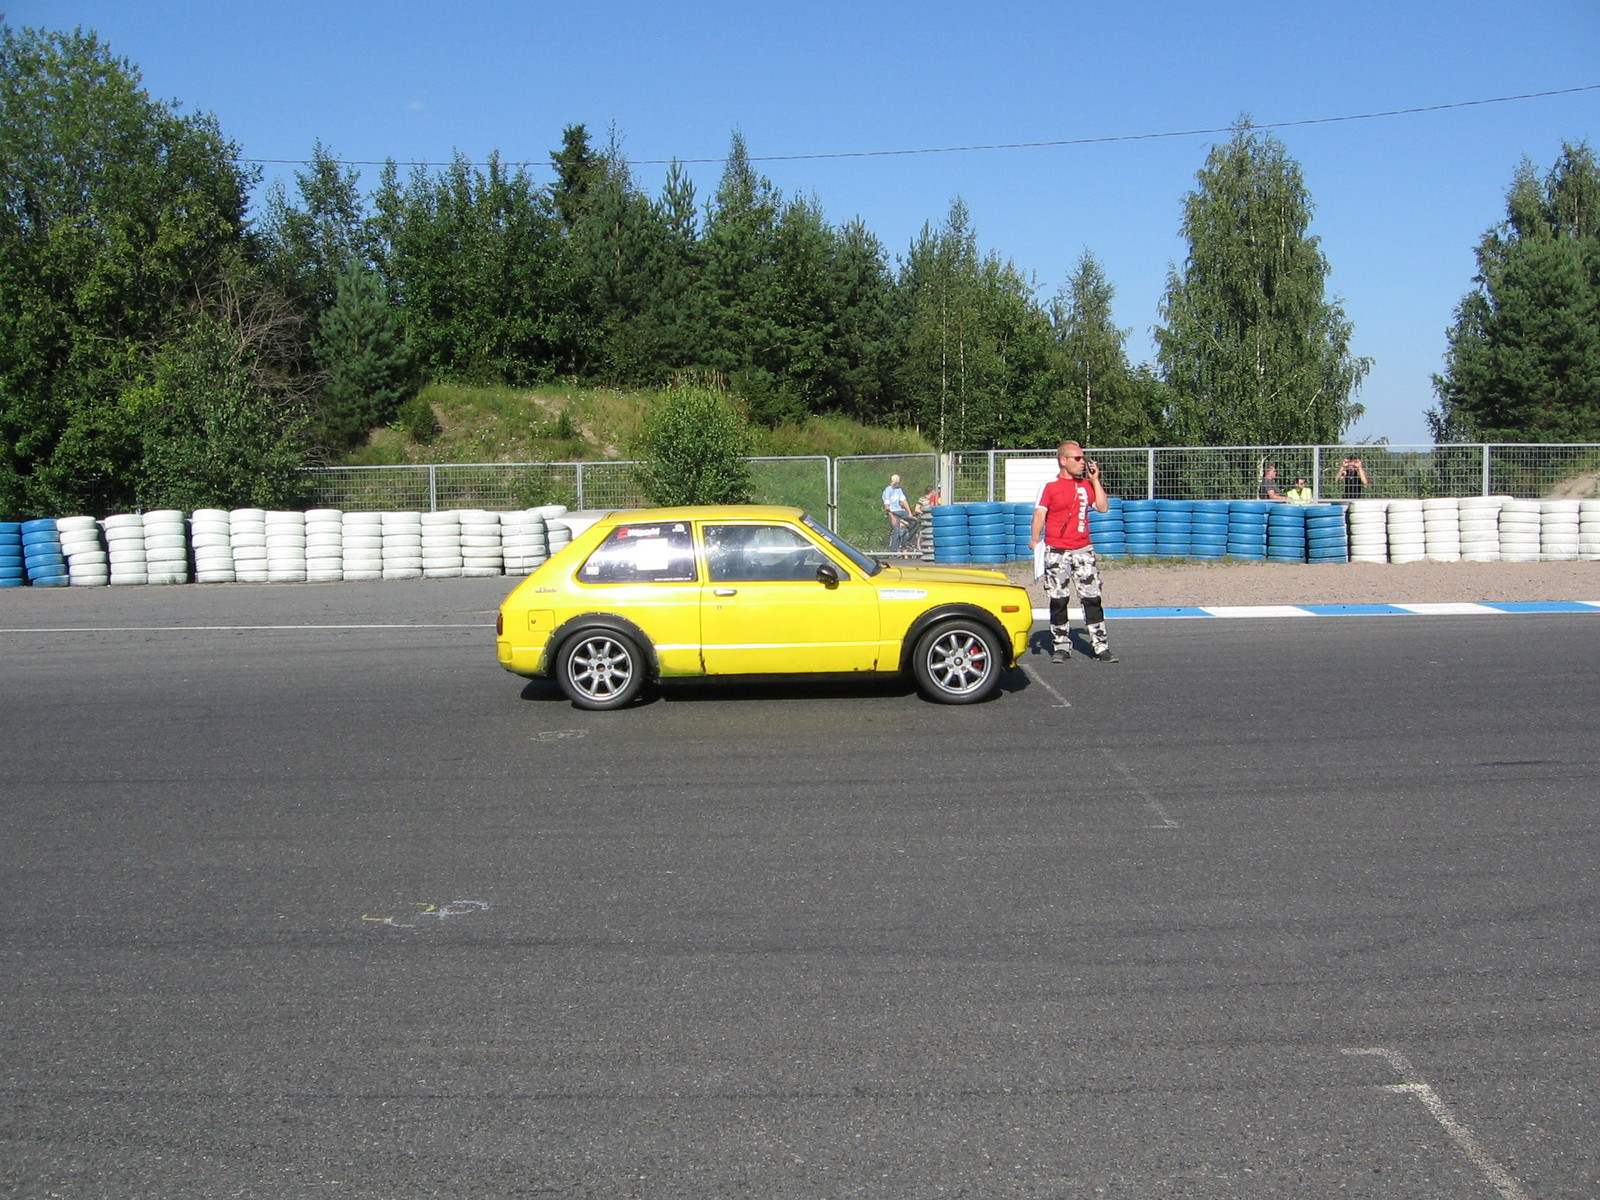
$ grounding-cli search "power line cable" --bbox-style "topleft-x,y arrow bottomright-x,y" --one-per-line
241,84 -> 1600,171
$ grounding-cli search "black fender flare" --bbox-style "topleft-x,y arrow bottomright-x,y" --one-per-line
898,604 -> 1017,675
544,613 -> 660,680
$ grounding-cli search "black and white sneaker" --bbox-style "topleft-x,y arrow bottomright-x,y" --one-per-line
1092,650 -> 1118,663
1050,650 -> 1068,664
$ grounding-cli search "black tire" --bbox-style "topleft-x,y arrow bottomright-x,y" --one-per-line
555,628 -> 647,710
910,618 -> 1004,704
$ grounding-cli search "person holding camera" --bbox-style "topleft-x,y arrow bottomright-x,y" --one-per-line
1335,456 -> 1369,500
1029,439 -> 1116,664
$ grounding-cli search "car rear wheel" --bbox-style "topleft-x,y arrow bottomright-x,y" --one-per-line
556,629 -> 646,710
911,618 -> 1003,704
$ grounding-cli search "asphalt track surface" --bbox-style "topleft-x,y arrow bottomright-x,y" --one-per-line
2,580 -> 1596,1199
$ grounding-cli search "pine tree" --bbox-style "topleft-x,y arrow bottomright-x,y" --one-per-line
897,200 -> 1049,449
1155,122 -> 1368,446
259,142 -> 376,319
1430,141 -> 1600,442
1049,251 -> 1166,446
314,262 -> 416,447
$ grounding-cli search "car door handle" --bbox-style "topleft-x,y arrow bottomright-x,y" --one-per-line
714,588 -> 738,597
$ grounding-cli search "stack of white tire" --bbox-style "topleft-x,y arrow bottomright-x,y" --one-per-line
264,511 -> 307,583
459,510 -> 504,577
1346,500 -> 1388,563
104,514 -> 148,586
420,510 -> 463,578
1580,500 -> 1600,560
143,510 -> 190,584
1384,499 -> 1426,564
1539,500 -> 1581,562
501,510 -> 550,575
58,516 -> 109,586
305,509 -> 344,582
1420,497 -> 1461,562
1457,496 -> 1503,562
1497,499 -> 1543,562
547,519 -> 573,556
341,511 -> 384,581
381,511 -> 423,579
190,509 -> 236,583
230,509 -> 269,582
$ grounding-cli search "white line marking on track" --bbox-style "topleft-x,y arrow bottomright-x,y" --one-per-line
1101,748 -> 1179,828
1342,1047 -> 1531,1200
1019,662 -> 1071,707
1393,602 -> 1501,615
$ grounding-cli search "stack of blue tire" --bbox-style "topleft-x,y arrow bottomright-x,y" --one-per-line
1121,499 -> 1158,556
1009,503 -> 1034,559
965,503 -> 1012,563
928,505 -> 971,563
1190,502 -> 1229,559
1227,501 -> 1271,560
22,518 -> 69,586
1305,504 -> 1350,563
1154,500 -> 1193,557
1,522 -> 25,587
1266,505 -> 1309,562
1090,496 -> 1126,558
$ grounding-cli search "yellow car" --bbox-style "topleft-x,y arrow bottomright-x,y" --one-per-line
496,505 -> 1035,708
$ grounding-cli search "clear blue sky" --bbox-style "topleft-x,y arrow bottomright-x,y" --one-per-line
12,0 -> 1599,445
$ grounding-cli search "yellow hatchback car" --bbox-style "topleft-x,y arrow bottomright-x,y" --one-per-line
497,505 -> 1035,708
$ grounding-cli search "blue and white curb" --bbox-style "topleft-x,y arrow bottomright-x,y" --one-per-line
1039,600 -> 1600,621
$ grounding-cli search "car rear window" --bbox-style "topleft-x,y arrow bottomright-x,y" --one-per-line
579,522 -> 697,584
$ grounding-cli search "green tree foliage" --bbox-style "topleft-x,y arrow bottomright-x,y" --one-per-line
1048,251 -> 1168,447
696,133 -> 798,424
259,141 -> 377,318
633,383 -> 753,505
1430,141 -> 1600,442
1156,123 -> 1369,446
551,125 -> 693,385
126,308 -> 313,511
314,261 -> 417,447
372,152 -> 574,384
0,21 -> 258,516
897,200 -> 1054,449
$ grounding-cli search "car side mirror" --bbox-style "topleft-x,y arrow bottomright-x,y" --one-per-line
815,562 -> 841,588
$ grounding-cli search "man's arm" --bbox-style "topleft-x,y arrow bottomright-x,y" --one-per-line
1088,461 -> 1110,513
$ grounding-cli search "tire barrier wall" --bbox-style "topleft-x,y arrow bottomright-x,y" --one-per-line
5,499 -> 1597,586
1,505 -> 573,587
929,498 -> 1600,566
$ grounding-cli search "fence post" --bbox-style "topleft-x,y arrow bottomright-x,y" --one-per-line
427,465 -> 438,512
832,454 -> 844,531
1312,446 -> 1323,497
576,463 -> 585,511
1146,449 -> 1156,500
1481,444 -> 1491,496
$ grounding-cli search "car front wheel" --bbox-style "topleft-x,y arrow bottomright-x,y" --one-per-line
911,618 -> 1003,704
556,629 -> 647,710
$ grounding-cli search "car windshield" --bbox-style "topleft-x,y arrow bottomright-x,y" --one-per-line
801,513 -> 882,577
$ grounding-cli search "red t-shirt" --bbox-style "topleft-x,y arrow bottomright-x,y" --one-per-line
1035,476 -> 1097,550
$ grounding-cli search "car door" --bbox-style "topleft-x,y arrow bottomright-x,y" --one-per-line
697,521 -> 880,675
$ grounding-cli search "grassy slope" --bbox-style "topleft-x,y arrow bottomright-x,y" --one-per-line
334,383 -> 940,547
340,382 -> 936,467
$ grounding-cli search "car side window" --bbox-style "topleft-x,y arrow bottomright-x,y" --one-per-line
704,524 -> 828,582
579,522 -> 697,584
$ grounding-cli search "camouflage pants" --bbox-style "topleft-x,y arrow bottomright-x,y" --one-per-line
1042,546 -> 1109,657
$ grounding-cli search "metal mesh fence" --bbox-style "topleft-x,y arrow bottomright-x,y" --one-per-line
295,444 -> 1600,526
833,453 -> 939,552
299,457 -> 831,516
951,444 -> 1600,503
